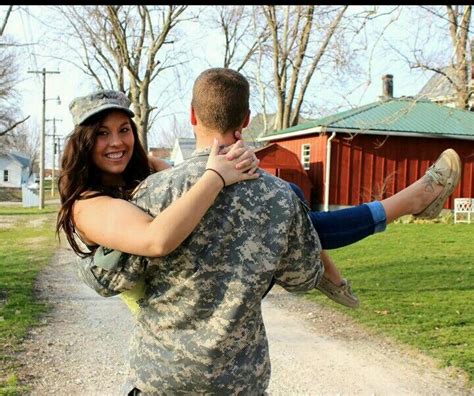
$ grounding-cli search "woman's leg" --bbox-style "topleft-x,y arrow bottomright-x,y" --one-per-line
289,146 -> 460,250
319,250 -> 343,283
288,183 -> 385,250
287,183 -> 362,308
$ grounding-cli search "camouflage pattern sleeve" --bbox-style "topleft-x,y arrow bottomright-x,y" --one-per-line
273,193 -> 324,292
73,246 -> 147,297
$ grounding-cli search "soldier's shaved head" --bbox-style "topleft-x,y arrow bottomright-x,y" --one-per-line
191,68 -> 250,133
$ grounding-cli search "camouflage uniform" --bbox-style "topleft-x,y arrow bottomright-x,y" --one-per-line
76,148 -> 323,395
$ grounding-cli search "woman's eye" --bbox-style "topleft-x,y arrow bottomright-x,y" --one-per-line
120,127 -> 130,134
96,130 -> 108,136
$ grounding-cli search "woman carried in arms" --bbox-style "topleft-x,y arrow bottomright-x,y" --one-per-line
57,89 -> 461,311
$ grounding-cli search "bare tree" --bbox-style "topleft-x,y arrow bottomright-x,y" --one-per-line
444,5 -> 471,109
403,6 -> 472,110
0,6 -> 30,137
1,120 -> 40,175
252,7 -> 271,135
0,41 -> 25,137
207,6 -> 270,73
204,6 -> 402,135
261,5 -> 350,130
0,116 -> 30,137
151,113 -> 193,149
52,5 -> 190,150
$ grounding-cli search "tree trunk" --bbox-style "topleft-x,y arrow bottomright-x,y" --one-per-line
447,5 -> 471,110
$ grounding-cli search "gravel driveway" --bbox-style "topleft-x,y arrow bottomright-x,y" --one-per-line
16,245 -> 472,395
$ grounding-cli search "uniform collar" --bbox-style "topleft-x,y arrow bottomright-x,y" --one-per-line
191,144 -> 230,158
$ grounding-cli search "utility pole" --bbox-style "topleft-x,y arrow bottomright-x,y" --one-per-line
28,68 -> 60,209
46,117 -> 62,197
55,136 -> 64,167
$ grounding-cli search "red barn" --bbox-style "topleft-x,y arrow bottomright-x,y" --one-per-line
256,98 -> 474,211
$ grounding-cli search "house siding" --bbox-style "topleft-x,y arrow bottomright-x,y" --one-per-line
272,135 -> 328,205
0,157 -> 23,188
264,133 -> 474,210
328,134 -> 473,208
255,144 -> 313,203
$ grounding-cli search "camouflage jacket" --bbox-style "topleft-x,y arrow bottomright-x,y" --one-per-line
77,148 -> 323,395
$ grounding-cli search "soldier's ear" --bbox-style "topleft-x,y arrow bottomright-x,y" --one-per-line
191,106 -> 197,126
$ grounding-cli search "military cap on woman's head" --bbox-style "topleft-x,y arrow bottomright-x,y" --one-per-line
69,90 -> 135,126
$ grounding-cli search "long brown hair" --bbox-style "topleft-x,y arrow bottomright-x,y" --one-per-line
56,110 -> 150,257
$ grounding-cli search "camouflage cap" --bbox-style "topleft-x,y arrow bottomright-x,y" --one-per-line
69,90 -> 135,126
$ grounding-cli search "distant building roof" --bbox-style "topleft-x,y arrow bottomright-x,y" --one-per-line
170,138 -> 196,165
245,113 -> 278,138
417,66 -> 460,100
245,113 -> 311,142
175,138 -> 196,159
0,151 -> 31,167
258,98 -> 474,142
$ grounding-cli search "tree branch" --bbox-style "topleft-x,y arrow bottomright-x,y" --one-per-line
0,115 -> 30,136
0,5 -> 13,36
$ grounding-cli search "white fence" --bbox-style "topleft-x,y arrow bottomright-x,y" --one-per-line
22,184 -> 39,208
453,198 -> 474,224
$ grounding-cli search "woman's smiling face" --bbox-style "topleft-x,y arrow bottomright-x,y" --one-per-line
92,110 -> 135,185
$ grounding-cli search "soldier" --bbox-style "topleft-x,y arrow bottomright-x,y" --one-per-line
120,68 -> 323,394
63,69 -> 460,394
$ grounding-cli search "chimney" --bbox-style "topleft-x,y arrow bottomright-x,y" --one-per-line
382,74 -> 393,99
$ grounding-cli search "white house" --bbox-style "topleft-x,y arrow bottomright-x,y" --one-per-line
170,138 -> 196,165
0,151 -> 32,188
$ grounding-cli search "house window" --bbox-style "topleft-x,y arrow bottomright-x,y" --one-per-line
3,170 -> 8,182
301,144 -> 311,170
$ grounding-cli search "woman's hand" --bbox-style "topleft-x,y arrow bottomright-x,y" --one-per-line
205,139 -> 260,187
221,131 -> 260,175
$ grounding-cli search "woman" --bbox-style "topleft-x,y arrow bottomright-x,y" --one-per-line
60,90 -> 462,311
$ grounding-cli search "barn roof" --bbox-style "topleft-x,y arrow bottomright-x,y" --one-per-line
258,98 -> 474,141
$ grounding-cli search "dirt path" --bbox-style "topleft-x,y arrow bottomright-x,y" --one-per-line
17,245 -> 472,395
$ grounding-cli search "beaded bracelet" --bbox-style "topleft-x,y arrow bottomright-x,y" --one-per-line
205,168 -> 226,188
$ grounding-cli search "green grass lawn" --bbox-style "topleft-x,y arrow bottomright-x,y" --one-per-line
0,205 -> 59,394
305,223 -> 474,383
0,205 -> 59,216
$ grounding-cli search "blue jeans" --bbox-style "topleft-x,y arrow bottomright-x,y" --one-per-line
288,183 -> 387,250
262,183 -> 387,299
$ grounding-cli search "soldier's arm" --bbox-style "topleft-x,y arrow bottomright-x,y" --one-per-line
74,248 -> 146,296
273,195 -> 324,292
